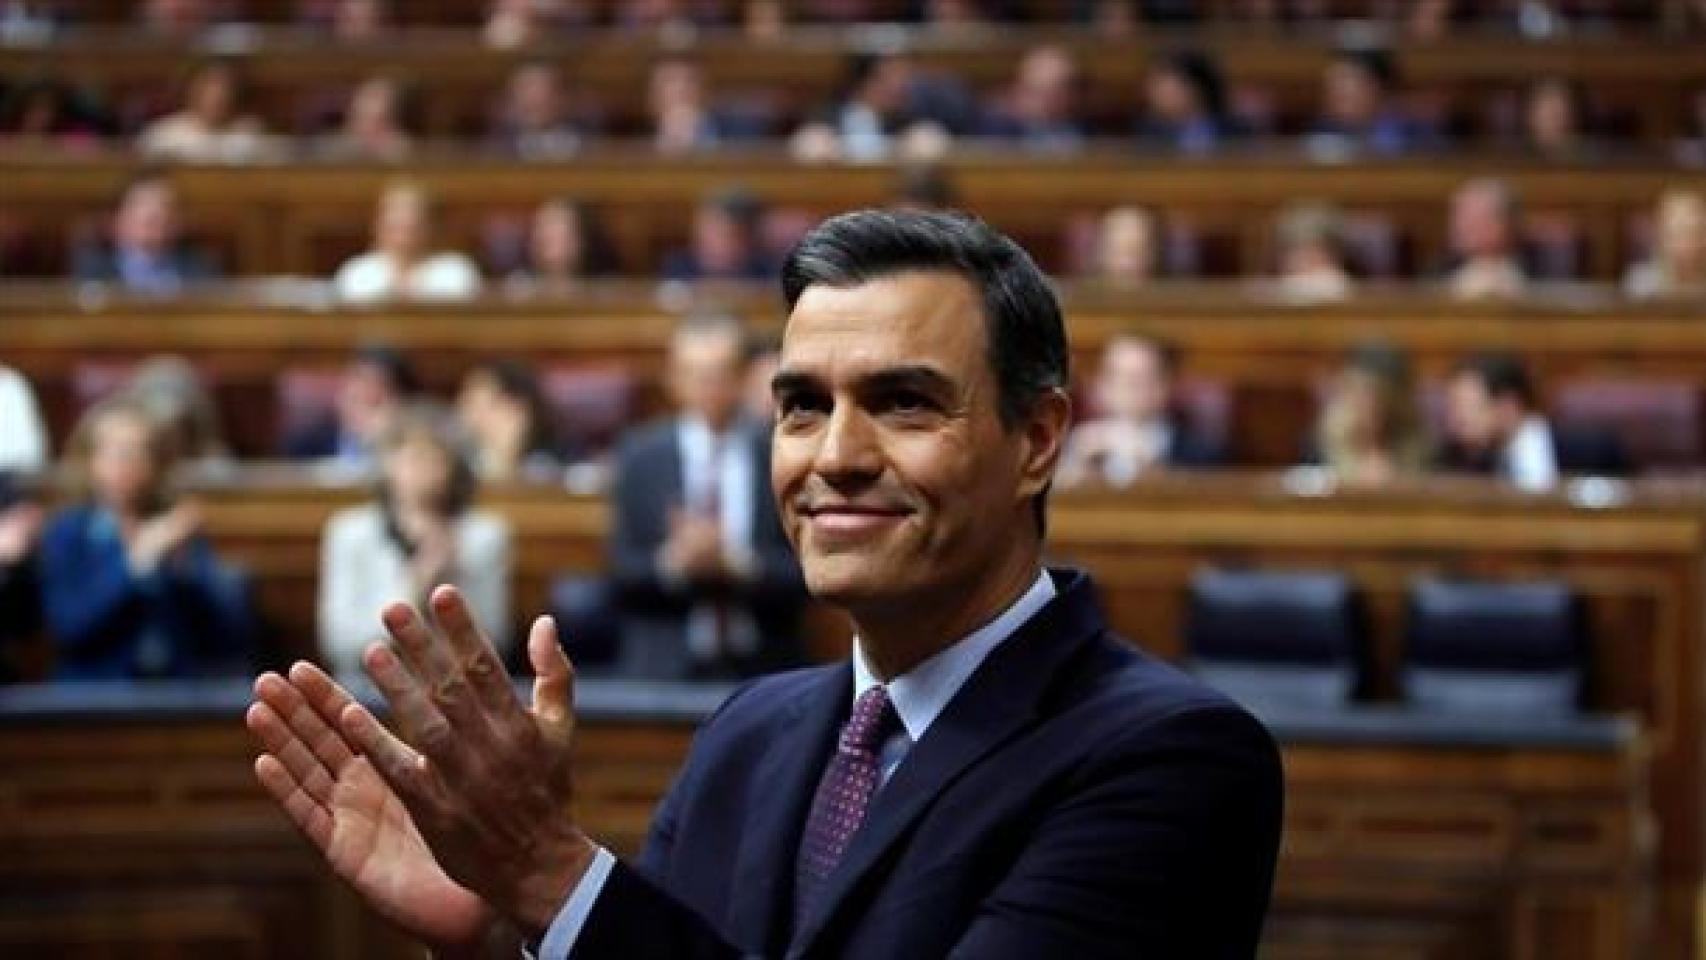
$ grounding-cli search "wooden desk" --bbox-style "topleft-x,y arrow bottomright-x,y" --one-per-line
0,681 -> 1652,959
2,155 -> 1701,278
8,287 -> 1706,465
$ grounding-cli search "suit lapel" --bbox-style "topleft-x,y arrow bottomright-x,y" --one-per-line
729,663 -> 851,955
788,570 -> 1105,956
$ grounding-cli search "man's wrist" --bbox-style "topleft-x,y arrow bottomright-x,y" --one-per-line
507,833 -> 600,943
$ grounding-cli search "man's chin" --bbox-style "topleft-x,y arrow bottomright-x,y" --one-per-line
800,554 -> 901,607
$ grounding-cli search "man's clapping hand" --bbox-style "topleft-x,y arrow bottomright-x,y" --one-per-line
246,586 -> 595,951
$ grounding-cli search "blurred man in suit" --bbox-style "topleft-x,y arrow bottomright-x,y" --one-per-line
247,210 -> 1283,959
72,172 -> 218,295
1058,333 -> 1225,487
1437,352 -> 1627,491
609,312 -> 806,679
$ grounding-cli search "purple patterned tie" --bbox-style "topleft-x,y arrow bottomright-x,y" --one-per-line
794,684 -> 900,920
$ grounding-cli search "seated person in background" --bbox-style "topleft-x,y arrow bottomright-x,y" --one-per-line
488,60 -> 584,160
1442,178 -> 1531,301
483,0 -> 572,48
505,196 -> 616,293
281,344 -> 420,466
888,164 -> 958,212
455,359 -> 563,482
317,74 -> 414,161
1058,334 -> 1224,488
1625,190 -> 1706,299
1309,49 -> 1432,157
647,55 -> 760,155
1437,352 -> 1627,491
662,187 -> 774,282
122,355 -> 234,474
1134,51 -> 1237,154
1273,203 -> 1355,303
319,403 -> 512,681
139,0 -> 221,38
322,0 -> 390,42
1521,77 -> 1596,161
39,396 -> 253,679
1086,205 -> 1157,288
0,476 -> 44,682
333,181 -> 482,302
0,365 -> 49,473
791,52 -> 959,162
72,172 -> 219,295
137,58 -> 271,162
0,77 -> 110,151
1308,342 -> 1428,487
741,331 -> 782,423
977,44 -> 1085,152
610,312 -> 806,679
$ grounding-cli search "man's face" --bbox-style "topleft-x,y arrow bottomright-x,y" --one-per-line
115,182 -> 180,253
1451,186 -> 1512,260
1444,372 -> 1516,453
771,271 -> 1055,612
1323,61 -> 1378,126
668,328 -> 745,430
510,67 -> 562,129
1096,339 -> 1168,422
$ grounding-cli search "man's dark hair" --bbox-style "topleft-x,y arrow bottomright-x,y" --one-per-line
1455,352 -> 1536,409
781,208 -> 1069,535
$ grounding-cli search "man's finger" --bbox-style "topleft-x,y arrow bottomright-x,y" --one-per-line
527,615 -> 575,734
361,641 -> 478,784
379,604 -> 495,747
255,753 -> 333,851
246,701 -> 336,805
285,660 -> 362,752
334,684 -> 446,812
430,584 -> 524,721
255,669 -> 356,776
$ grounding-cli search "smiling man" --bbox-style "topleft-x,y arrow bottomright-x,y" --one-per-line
246,210 -> 1283,959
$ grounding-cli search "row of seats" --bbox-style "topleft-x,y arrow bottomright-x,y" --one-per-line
1187,567 -> 1584,715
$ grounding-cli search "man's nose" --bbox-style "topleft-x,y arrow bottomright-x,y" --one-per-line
813,404 -> 882,483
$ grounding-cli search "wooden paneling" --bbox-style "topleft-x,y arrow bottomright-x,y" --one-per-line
0,690 -> 1652,959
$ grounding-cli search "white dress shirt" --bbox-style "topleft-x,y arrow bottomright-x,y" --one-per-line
332,251 -> 482,303
0,366 -> 48,471
1502,415 -> 1559,492
533,568 -> 1058,959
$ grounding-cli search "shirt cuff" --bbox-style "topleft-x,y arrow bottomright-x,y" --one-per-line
528,845 -> 616,960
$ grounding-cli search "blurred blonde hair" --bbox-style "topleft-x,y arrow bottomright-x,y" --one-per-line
61,393 -> 179,514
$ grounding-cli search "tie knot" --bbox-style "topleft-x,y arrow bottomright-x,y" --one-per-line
840,685 -> 898,754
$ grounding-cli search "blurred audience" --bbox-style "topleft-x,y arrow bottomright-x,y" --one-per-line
455,359 -> 563,481
484,0 -> 570,47
0,365 -> 49,472
1087,206 -> 1157,288
1308,342 -> 1427,487
72,172 -> 219,295
319,402 -> 512,681
609,312 -> 805,679
121,356 -> 234,473
39,396 -> 253,679
1273,203 -> 1354,303
318,74 -> 414,161
648,55 -> 760,154
504,196 -> 616,292
1625,190 -> 1706,299
1310,49 -> 1433,157
1058,334 -> 1224,488
0,77 -> 109,150
792,52 -> 960,161
137,59 -> 271,162
741,331 -> 782,424
889,164 -> 959,211
0,476 -> 43,683
1437,352 -> 1627,490
662,187 -> 774,282
281,344 -> 420,466
1521,77 -> 1595,161
325,0 -> 389,42
979,44 -> 1085,151
333,181 -> 482,302
139,0 -> 222,38
1134,51 -> 1236,154
488,60 -> 584,159
1443,178 -> 1531,301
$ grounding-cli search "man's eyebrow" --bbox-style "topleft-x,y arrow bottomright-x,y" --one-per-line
770,370 -> 821,397
860,366 -> 957,396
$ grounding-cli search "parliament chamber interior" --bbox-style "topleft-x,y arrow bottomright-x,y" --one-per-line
3,0 -> 1706,957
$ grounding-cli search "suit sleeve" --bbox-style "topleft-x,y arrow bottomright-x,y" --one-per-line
39,514 -> 146,657
947,704 -> 1283,960
608,433 -> 689,613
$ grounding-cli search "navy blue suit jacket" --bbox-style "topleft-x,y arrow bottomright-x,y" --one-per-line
577,568 -> 1283,958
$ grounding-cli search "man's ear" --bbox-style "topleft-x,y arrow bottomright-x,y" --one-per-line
1017,387 -> 1073,502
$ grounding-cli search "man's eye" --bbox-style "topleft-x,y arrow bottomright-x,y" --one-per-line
779,394 -> 829,416
883,391 -> 937,414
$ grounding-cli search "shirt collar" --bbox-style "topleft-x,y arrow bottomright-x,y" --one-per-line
852,567 -> 1057,743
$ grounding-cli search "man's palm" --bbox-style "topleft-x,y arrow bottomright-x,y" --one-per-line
323,757 -> 490,946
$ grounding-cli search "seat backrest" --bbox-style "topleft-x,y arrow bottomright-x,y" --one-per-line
1403,577 -> 1583,716
1185,567 -> 1362,708
1552,378 -> 1704,470
540,365 -> 637,459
